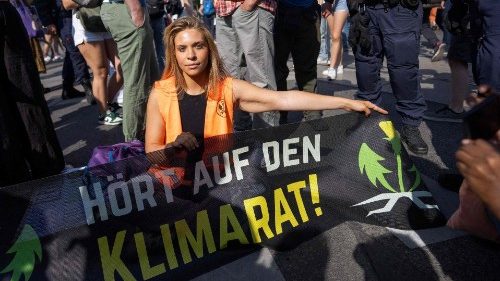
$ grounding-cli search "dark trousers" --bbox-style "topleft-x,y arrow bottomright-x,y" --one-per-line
421,7 -> 440,47
203,13 -> 216,38
354,4 -> 426,126
0,3 -> 64,186
274,3 -> 322,122
59,16 -> 90,88
150,15 -> 166,74
475,0 -> 500,92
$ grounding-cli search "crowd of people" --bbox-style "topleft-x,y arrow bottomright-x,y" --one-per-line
1,0 -> 499,242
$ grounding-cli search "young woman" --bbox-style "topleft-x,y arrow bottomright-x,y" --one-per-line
145,17 -> 387,153
322,0 -> 349,80
62,0 -> 124,125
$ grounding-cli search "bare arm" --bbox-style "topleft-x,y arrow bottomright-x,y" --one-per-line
145,90 -> 199,153
145,90 -> 167,153
62,0 -> 79,10
232,79 -> 388,116
125,0 -> 145,27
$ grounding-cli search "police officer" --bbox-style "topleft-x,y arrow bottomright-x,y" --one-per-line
474,0 -> 500,92
348,0 -> 429,155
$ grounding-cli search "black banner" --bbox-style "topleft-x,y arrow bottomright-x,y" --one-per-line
0,113 -> 446,281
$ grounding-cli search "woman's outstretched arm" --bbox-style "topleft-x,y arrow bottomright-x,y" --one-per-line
232,79 -> 388,116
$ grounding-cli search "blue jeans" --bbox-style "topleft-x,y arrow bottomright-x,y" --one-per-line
150,15 -> 166,74
318,16 -> 330,61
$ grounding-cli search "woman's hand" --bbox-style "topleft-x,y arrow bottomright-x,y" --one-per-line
170,132 -> 199,151
321,2 -> 333,18
345,100 -> 388,116
456,132 -> 500,218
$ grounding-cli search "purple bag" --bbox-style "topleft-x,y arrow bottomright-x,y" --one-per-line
88,140 -> 146,168
11,0 -> 43,38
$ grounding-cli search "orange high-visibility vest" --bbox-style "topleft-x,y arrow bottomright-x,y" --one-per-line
152,76 -> 235,144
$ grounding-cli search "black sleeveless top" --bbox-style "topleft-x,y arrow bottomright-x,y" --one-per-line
179,92 -> 207,140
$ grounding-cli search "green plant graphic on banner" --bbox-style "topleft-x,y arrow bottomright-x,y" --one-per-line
1,225 -> 42,281
354,121 -> 437,216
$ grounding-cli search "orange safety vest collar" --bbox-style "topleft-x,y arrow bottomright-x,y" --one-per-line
152,76 -> 235,144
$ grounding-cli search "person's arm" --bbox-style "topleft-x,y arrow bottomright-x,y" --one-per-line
240,0 -> 259,12
125,0 -> 145,27
62,0 -> 79,10
232,79 -> 388,116
145,90 -> 199,153
456,131 -> 500,219
145,90 -> 167,153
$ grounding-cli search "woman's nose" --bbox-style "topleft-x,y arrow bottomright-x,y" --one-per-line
187,48 -> 196,59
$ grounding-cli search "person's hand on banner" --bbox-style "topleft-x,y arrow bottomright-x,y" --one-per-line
345,100 -> 388,117
169,132 -> 199,151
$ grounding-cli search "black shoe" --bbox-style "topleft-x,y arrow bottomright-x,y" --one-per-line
400,125 -> 428,155
82,80 -> 95,105
61,87 -> 85,100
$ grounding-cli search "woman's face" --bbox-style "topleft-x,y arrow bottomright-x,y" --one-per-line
174,29 -> 209,78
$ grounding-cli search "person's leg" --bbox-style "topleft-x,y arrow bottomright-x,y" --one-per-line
327,10 -> 348,70
104,38 -> 123,103
318,16 -> 330,64
51,34 -> 64,60
150,16 -> 166,74
448,58 -> 469,112
476,37 -> 500,93
203,14 -> 216,38
43,33 -> 53,59
379,4 -> 428,154
101,3 -> 159,140
233,7 -> 278,128
353,8 -> 384,105
381,5 -> 426,127
78,41 -> 109,115
290,8 -> 322,121
60,16 -> 91,99
273,6 -> 293,124
216,14 -> 252,130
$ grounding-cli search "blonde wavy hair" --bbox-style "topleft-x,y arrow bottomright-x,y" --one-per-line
162,17 -> 228,99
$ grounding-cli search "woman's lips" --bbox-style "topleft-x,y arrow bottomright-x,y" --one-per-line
186,63 -> 200,69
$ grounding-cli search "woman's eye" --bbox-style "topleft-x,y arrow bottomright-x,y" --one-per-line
178,47 -> 186,52
196,44 -> 204,49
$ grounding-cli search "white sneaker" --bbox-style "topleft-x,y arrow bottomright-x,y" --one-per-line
52,55 -> 63,62
336,65 -> 344,74
322,67 -> 337,79
317,58 -> 330,65
98,110 -> 123,125
44,56 -> 52,63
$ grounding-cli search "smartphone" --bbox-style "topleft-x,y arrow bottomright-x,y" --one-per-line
464,94 -> 500,140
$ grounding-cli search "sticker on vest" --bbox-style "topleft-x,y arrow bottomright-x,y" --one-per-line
217,100 -> 226,118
